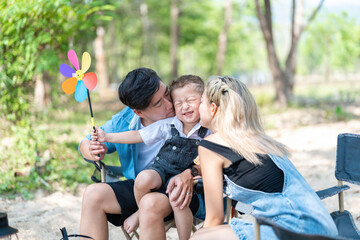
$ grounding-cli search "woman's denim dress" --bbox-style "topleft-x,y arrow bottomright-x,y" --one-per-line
147,124 -> 207,189
225,154 -> 338,239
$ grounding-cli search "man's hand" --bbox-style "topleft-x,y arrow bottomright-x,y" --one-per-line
89,140 -> 107,161
166,169 -> 193,210
80,138 -> 107,161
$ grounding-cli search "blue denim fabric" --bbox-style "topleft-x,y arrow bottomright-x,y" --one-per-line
225,154 -> 338,239
79,107 -> 141,180
335,133 -> 360,185
147,125 -> 201,189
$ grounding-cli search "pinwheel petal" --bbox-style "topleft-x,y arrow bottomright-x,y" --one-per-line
68,49 -> 80,70
75,80 -> 88,102
83,72 -> 97,91
60,63 -> 76,78
81,52 -> 91,73
62,77 -> 77,94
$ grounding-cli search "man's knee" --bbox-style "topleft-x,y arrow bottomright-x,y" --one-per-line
82,183 -> 110,208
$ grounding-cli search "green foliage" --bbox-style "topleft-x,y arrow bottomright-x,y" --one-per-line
0,0 -> 116,123
0,104 -> 119,199
299,12 -> 360,75
0,0 -> 77,122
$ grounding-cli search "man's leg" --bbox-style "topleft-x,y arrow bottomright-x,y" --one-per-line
80,183 -> 121,240
138,192 -> 172,240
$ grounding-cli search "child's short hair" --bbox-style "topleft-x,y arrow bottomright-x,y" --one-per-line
170,75 -> 204,97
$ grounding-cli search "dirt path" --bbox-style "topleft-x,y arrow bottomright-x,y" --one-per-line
1,119 -> 360,240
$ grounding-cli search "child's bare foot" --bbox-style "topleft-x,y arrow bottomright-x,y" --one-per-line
123,211 -> 139,233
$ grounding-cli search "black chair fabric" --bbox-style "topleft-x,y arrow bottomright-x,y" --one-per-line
84,158 -> 124,183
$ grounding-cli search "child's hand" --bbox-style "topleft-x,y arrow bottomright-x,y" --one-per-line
91,126 -> 107,143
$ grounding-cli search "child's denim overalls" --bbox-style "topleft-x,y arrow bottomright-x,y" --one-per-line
225,154 -> 338,239
148,124 -> 207,189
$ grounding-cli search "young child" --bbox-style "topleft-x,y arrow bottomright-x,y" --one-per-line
92,75 -> 210,240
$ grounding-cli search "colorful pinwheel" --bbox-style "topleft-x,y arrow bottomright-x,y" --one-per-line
59,49 -> 105,181
59,49 -> 97,102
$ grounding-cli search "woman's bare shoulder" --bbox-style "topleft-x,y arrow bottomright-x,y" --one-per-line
203,133 -> 229,147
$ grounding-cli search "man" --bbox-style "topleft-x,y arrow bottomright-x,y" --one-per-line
79,68 -> 203,240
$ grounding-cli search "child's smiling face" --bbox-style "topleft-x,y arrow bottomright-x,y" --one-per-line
171,83 -> 202,127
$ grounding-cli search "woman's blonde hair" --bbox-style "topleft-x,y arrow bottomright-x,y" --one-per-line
206,76 -> 289,165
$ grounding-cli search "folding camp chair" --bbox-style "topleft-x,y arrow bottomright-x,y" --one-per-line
85,158 -> 203,240
315,133 -> 360,240
85,158 -> 139,239
248,133 -> 360,240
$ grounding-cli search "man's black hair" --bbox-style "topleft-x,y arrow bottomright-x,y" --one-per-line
118,68 -> 161,110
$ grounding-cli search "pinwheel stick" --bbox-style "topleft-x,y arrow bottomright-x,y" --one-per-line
87,89 -> 106,182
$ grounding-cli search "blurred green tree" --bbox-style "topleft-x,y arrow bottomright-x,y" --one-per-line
0,0 -> 78,123
0,0 -> 115,123
299,12 -> 360,78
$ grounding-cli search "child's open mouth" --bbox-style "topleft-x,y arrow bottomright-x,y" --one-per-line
183,111 -> 193,116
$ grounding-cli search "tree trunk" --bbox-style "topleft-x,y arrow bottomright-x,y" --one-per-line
108,22 -> 119,84
170,0 -> 181,79
216,0 -> 233,75
34,74 -> 45,110
254,0 -> 324,106
140,0 -> 150,66
255,0 -> 288,106
285,0 -> 303,92
138,0 -> 159,69
94,26 -> 109,98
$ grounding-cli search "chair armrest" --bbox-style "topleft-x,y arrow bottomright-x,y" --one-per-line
84,158 -> 102,170
84,158 -> 124,183
316,185 -> 350,200
105,165 -> 124,178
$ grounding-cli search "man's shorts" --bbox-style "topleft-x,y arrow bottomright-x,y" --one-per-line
106,179 -> 201,226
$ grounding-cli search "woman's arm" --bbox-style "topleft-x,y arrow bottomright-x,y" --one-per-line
199,145 -> 225,227
92,126 -> 143,144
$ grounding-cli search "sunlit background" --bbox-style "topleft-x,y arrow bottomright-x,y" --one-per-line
0,0 -> 359,199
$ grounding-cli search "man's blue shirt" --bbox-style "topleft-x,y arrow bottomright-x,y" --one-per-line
80,107 -> 142,180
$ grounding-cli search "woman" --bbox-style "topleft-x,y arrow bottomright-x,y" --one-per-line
190,76 -> 338,240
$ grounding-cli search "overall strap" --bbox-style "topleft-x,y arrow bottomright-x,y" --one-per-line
170,124 -> 180,137
197,126 -> 208,138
